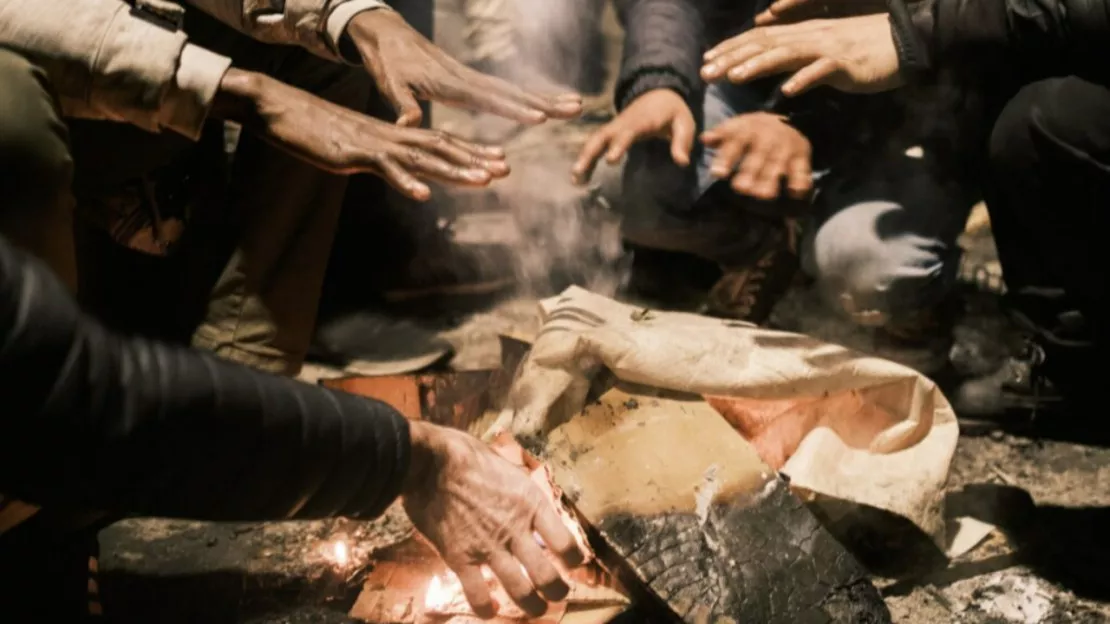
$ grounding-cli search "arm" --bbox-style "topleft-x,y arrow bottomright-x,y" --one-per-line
902,0 -> 1110,80
613,0 -> 709,110
0,234 -> 409,522
183,0 -> 392,62
0,0 -> 231,140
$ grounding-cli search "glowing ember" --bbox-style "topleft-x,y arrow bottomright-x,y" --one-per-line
332,540 -> 350,567
319,536 -> 352,568
424,574 -> 452,612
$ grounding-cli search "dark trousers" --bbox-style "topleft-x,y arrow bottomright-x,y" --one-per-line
981,76 -> 1107,397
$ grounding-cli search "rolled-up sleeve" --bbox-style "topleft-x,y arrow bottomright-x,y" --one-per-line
186,0 -> 391,62
161,43 -> 233,139
0,0 -> 231,140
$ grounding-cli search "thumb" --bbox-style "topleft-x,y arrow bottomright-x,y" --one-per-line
386,82 -> 424,127
669,111 -> 696,167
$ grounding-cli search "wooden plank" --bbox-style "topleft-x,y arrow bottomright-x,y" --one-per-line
541,384 -> 891,623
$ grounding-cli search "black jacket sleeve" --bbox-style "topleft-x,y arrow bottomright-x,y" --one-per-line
899,0 -> 1110,82
0,235 -> 410,522
613,0 -> 710,110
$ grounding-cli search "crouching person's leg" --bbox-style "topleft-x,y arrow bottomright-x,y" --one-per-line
960,77 -> 1108,417
0,48 -> 106,621
0,48 -> 77,290
188,18 -> 373,376
621,83 -> 800,323
802,149 -> 975,374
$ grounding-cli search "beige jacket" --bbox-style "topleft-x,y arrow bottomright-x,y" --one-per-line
0,0 -> 389,140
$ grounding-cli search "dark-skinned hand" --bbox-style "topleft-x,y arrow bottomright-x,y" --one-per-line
346,9 -> 583,127
215,69 -> 508,202
571,89 -> 695,184
702,112 -> 813,200
403,421 -> 586,618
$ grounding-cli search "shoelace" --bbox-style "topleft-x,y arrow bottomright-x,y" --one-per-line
1014,338 -> 1048,422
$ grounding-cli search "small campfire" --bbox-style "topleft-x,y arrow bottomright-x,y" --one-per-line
349,434 -> 632,624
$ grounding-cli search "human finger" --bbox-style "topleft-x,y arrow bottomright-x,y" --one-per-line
726,45 -> 815,84
781,58 -> 841,96
704,31 -> 763,63
572,126 -> 616,184
376,156 -> 431,201
785,154 -> 813,199
701,43 -> 766,81
439,77 -> 548,124
383,81 -> 424,127
399,147 -> 493,187
418,130 -> 510,177
512,535 -> 569,601
455,564 -> 497,619
473,72 -> 583,119
488,551 -> 546,617
731,144 -> 769,196
533,501 -> 584,568
750,147 -> 790,200
707,128 -> 751,178
670,110 -> 696,167
605,130 -> 637,164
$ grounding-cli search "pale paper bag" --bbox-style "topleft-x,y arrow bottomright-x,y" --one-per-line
490,286 -> 959,546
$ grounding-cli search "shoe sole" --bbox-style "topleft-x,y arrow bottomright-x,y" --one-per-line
382,277 -> 517,303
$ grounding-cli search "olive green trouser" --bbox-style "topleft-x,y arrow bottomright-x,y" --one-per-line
0,11 -> 371,377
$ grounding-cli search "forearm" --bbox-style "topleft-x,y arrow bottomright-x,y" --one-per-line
0,236 -> 409,522
0,0 -> 230,140
897,0 -> 1110,81
614,0 -> 708,110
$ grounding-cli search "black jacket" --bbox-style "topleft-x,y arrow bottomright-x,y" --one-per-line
902,0 -> 1110,83
0,235 -> 409,522
614,0 -> 905,174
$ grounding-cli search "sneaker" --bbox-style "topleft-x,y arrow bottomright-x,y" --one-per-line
954,336 -> 1064,422
705,218 -> 802,325
380,215 -> 517,304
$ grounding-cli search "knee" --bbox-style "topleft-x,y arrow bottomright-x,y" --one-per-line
0,50 -> 73,211
620,140 -> 705,248
807,201 -> 952,322
988,77 -> 1101,177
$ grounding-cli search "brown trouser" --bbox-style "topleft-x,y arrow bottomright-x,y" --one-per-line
1,11 -> 370,377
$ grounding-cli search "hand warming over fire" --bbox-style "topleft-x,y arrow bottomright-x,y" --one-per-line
346,9 -> 583,127
214,69 -> 509,202
703,112 -> 813,200
700,15 -> 903,96
401,421 -> 586,618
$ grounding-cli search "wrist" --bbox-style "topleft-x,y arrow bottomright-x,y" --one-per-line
211,68 -> 266,124
403,420 -> 438,494
346,8 -> 403,46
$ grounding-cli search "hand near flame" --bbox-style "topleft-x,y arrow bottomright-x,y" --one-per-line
403,421 -> 586,618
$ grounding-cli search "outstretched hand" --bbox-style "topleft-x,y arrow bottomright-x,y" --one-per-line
347,9 -> 582,127
572,89 -> 696,184
402,421 -> 586,618
700,14 -> 903,96
702,112 -> 813,201
216,69 -> 509,201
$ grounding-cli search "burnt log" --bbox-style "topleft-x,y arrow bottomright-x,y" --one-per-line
541,384 -> 892,624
